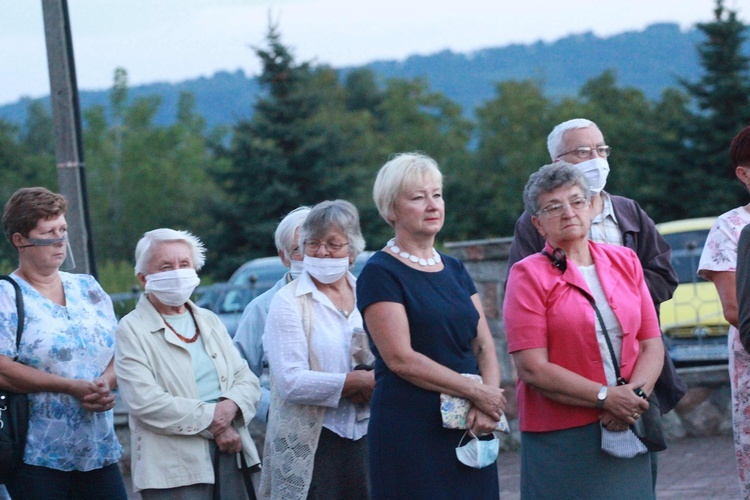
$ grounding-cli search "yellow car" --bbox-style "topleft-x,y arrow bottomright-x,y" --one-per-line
657,217 -> 729,366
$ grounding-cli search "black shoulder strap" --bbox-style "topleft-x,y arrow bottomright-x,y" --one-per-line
1,275 -> 25,360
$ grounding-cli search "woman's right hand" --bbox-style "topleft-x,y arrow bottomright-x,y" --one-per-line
471,384 -> 506,422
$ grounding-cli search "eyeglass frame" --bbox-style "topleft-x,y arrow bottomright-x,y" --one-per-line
304,240 -> 350,253
535,197 -> 590,218
557,145 -> 612,160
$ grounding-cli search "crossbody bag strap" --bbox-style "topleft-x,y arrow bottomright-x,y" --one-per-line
585,296 -> 625,385
0,275 -> 25,361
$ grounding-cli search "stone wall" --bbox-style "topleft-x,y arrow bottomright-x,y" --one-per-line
443,237 -> 733,449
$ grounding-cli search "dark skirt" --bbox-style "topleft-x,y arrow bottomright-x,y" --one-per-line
307,427 -> 370,500
520,422 -> 654,500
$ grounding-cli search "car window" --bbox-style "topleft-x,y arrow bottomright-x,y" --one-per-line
230,261 -> 288,286
662,230 -> 709,284
218,287 -> 254,314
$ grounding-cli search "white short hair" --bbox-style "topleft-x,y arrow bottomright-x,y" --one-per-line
373,152 -> 443,228
547,118 -> 597,160
134,228 -> 206,275
274,206 -> 311,260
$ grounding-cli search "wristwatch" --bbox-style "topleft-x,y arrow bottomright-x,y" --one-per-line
595,385 -> 608,409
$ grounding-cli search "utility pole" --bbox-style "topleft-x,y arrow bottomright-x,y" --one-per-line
41,0 -> 97,278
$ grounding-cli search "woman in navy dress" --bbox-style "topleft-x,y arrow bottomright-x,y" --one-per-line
357,152 -> 506,499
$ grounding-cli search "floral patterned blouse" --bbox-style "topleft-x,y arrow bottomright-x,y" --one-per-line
698,207 -> 750,277
0,272 -> 122,471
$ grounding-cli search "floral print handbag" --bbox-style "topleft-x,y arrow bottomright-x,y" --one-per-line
440,374 -> 510,433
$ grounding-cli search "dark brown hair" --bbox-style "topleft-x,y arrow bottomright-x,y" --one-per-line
2,187 -> 67,248
730,125 -> 750,168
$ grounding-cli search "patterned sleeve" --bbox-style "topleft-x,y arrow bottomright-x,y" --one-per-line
0,279 -> 20,357
698,213 -> 741,276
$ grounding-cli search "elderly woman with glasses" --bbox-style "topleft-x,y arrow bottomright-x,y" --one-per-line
260,199 -> 374,500
503,162 -> 664,499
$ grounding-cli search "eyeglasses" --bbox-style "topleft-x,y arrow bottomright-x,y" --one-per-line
557,145 -> 612,160
536,197 -> 589,217
290,246 -> 302,258
304,240 -> 350,252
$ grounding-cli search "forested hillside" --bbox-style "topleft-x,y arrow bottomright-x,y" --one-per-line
1,23 -> 744,129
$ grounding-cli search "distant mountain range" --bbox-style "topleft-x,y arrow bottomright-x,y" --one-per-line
2,22 -> 748,130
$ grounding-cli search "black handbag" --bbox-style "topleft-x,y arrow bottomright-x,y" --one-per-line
0,275 -> 28,484
587,291 -> 667,453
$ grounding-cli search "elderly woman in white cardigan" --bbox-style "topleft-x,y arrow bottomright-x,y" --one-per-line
260,200 -> 374,499
115,228 -> 261,499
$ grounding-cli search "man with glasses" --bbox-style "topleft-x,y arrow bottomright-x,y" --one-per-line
505,118 -> 683,489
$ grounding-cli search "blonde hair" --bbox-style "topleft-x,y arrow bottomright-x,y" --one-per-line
373,152 -> 442,227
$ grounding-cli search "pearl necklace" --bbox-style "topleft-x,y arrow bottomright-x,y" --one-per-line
387,239 -> 441,267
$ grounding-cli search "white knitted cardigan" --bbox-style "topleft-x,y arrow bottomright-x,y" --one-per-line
259,281 -> 325,500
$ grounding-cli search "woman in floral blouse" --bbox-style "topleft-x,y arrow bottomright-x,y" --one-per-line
698,125 -> 750,498
0,187 -> 125,499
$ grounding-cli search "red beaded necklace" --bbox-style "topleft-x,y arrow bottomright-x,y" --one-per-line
161,305 -> 200,343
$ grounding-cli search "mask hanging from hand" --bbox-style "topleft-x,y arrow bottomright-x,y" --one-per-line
455,431 -> 500,469
574,157 -> 610,195
303,255 -> 349,284
145,268 -> 200,306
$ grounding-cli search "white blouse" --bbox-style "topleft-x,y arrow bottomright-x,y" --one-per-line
263,271 -> 368,440
578,264 -> 624,386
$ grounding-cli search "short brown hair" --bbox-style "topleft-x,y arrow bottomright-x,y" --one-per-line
3,187 -> 67,248
730,125 -> 750,168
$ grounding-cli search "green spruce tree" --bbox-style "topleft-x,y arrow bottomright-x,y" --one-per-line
682,0 -> 750,214
209,26 -> 361,276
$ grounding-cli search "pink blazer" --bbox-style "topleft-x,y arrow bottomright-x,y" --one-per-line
503,240 -> 661,432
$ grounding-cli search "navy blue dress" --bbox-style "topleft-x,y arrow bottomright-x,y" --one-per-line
356,251 -> 499,499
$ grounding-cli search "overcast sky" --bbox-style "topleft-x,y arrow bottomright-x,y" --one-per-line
0,0 -> 742,106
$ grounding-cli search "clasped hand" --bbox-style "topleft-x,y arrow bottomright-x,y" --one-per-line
471,384 -> 506,423
599,382 -> 649,432
345,369 -> 375,404
75,377 -> 115,413
210,399 -> 243,453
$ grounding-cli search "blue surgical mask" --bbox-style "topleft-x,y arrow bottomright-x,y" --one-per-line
455,431 -> 499,469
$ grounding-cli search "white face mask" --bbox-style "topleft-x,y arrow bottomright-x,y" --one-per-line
289,259 -> 305,279
574,157 -> 610,195
303,255 -> 349,284
145,268 -> 201,306
455,431 -> 500,469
